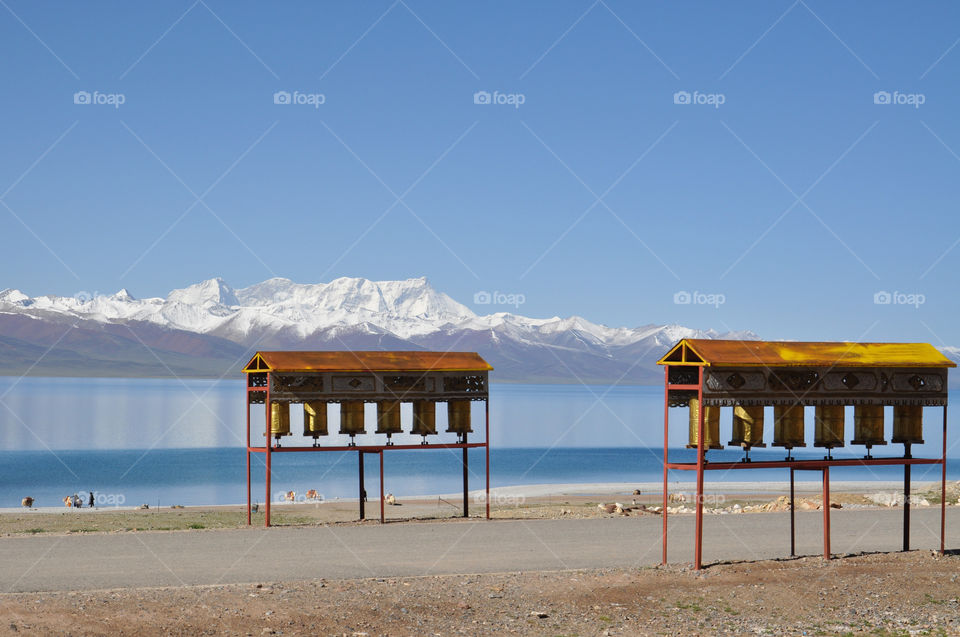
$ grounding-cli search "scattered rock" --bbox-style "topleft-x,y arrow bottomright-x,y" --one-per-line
867,492 -> 903,507
530,611 -> 548,618
138,504 -> 149,510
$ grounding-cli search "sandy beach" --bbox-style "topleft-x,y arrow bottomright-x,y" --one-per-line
1,480 -> 954,535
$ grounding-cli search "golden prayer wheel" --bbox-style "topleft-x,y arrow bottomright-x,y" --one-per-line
852,405 -> 886,447
772,404 -> 806,449
729,405 -> 765,448
339,401 -> 366,437
376,401 -> 403,435
411,401 -> 437,437
686,398 -> 722,450
303,401 -> 328,439
892,405 -> 924,445
814,405 -> 845,449
446,400 -> 473,435
270,401 -> 290,440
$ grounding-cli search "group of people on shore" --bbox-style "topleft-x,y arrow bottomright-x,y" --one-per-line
62,492 -> 95,508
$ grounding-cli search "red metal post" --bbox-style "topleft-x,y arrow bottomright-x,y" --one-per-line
485,400 -> 490,520
942,405 -> 948,555
463,431 -> 469,518
789,468 -> 795,557
904,443 -> 911,552
694,366 -> 704,571
822,466 -> 830,560
265,373 -> 272,528
379,450 -> 385,524
246,385 -> 251,526
662,365 -> 670,565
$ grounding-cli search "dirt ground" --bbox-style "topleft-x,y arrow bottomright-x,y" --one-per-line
0,550 -> 957,636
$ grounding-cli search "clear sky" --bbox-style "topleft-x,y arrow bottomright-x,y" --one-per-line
2,1 -> 959,346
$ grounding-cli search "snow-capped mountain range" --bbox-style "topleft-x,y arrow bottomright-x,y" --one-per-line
2,276 -> 944,383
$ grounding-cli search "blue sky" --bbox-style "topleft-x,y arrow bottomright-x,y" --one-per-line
2,1 -> 960,346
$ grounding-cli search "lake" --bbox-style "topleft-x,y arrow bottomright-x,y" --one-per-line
0,378 -> 955,507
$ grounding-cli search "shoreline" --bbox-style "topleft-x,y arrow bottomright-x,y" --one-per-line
1,479 -> 949,515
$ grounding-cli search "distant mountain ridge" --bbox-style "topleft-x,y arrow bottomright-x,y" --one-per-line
2,276 -> 947,384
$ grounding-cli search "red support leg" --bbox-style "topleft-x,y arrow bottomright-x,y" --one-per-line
942,405 -> 948,555
485,400 -> 490,520
246,389 -> 251,526
823,466 -> 831,560
662,365 -> 670,565
265,374 -> 272,528
380,450 -> 385,524
695,366 -> 704,571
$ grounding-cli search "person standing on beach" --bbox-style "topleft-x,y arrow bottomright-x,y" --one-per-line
88,491 -> 94,508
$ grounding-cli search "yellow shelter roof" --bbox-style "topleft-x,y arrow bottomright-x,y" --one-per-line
658,339 -> 956,368
243,351 -> 492,374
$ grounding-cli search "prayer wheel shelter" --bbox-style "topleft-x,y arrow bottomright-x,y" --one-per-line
658,339 -> 954,570
243,350 -> 492,527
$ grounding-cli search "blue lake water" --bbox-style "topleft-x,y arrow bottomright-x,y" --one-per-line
0,378 -> 956,507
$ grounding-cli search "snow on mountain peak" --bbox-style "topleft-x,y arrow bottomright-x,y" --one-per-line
167,277 -> 239,307
0,277 -> 764,365
0,289 -> 30,305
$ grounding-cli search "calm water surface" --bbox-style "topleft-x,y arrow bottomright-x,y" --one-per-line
0,378 -> 955,507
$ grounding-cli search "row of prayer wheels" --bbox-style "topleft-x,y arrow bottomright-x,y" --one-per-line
687,398 -> 924,451
269,400 -> 474,444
